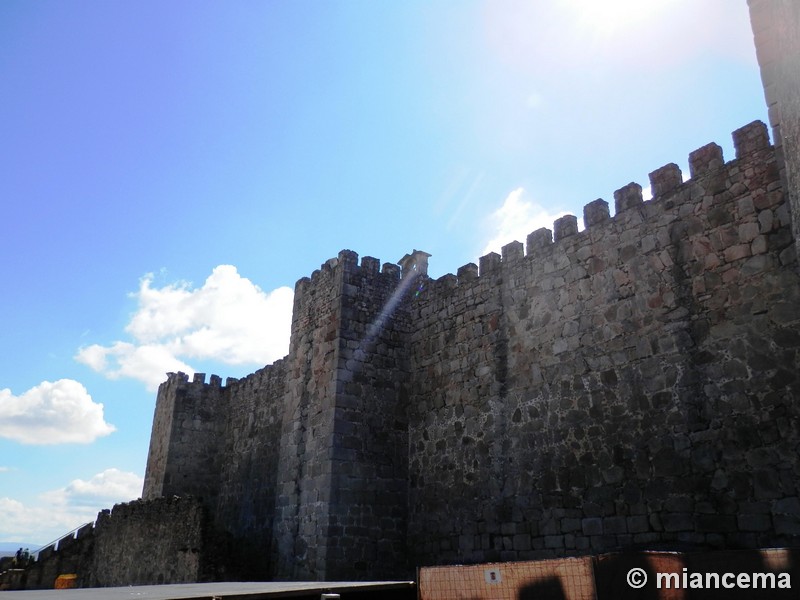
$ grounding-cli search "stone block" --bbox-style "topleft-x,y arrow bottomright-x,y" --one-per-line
544,535 -> 564,549
527,228 -> 553,255
554,215 -> 578,241
626,515 -> 649,534
502,240 -> 524,262
737,514 -> 772,532
689,142 -> 724,177
662,513 -> 693,532
582,518 -> 603,536
649,163 -> 683,198
614,182 -> 643,213
732,120 -> 770,158
512,533 -> 531,551
603,516 -> 627,534
583,199 -> 609,227
479,252 -> 501,275
695,514 -> 736,533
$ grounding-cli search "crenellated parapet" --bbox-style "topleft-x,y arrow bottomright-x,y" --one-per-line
293,249 -> 404,302
138,117 -> 798,583
143,371 -> 229,504
273,246 -> 418,580
417,121 -> 784,306
405,119 -> 800,567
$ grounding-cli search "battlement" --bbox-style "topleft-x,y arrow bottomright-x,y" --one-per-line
294,249 -> 404,298
163,358 -> 288,393
281,122 -> 776,308
140,117 -> 798,583
3,497 -> 209,590
16,0 -> 800,585
165,371 -> 223,388
419,121 -> 783,300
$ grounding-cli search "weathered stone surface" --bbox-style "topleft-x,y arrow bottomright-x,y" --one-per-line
583,199 -> 610,227
554,215 -> 579,241
749,0 -> 800,250
90,121 -> 800,585
614,182 -> 644,213
649,163 -> 683,198
689,143 -> 724,178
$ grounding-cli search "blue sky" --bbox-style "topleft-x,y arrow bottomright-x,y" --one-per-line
0,0 -> 768,545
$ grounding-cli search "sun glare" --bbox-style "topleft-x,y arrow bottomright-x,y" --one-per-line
562,0 -> 678,35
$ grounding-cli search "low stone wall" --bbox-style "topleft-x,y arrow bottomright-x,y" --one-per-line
0,496 -> 215,590
89,496 -> 209,587
0,522 -> 94,590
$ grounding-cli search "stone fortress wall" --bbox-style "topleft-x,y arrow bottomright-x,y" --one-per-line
5,0 -> 800,589
140,120 -> 800,582
0,497 -> 210,590
405,122 -> 799,566
749,0 -> 800,248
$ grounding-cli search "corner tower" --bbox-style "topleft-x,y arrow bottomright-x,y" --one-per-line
271,250 -> 422,580
142,372 -> 227,506
749,0 -> 800,249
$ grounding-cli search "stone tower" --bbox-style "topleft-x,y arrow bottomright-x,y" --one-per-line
135,1 -> 800,583
748,0 -> 800,249
142,250 -> 423,579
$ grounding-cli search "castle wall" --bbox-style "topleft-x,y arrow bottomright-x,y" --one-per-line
142,372 -> 227,507
0,523 -> 95,590
406,122 -> 800,566
272,257 -> 345,579
141,374 -> 179,500
270,251 -> 415,580
213,361 -> 287,579
27,3 -> 800,586
325,251 -> 411,579
138,127 -> 799,584
749,0 -> 800,249
2,498 -> 213,590
90,497 -> 208,587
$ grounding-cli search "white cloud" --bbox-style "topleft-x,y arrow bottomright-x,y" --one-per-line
0,380 -> 115,445
0,497 -> 69,544
481,188 -> 574,257
41,468 -> 143,509
77,266 -> 294,390
0,469 -> 142,545
76,342 -> 194,391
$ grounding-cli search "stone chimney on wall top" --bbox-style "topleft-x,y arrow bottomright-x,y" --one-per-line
398,249 -> 431,279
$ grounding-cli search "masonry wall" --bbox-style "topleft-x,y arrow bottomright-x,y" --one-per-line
0,523 -> 95,590
142,373 -> 227,507
749,0 -> 800,248
271,251 -> 414,580
5,497 -> 215,590
272,257 -> 345,579
405,122 -> 800,567
325,251 -> 412,579
139,123 -> 799,582
90,497 -> 209,587
213,361 -> 287,579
